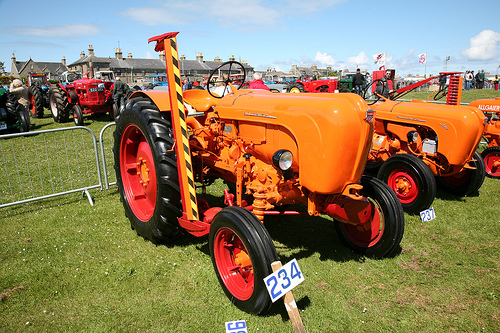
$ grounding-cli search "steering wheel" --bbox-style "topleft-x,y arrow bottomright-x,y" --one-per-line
362,79 -> 387,105
434,85 -> 448,100
206,61 -> 247,99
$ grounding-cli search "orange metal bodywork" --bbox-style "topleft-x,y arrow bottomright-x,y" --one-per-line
132,88 -> 373,219
469,97 -> 500,147
368,99 -> 485,176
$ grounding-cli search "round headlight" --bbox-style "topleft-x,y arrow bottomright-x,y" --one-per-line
407,131 -> 418,143
273,150 -> 293,171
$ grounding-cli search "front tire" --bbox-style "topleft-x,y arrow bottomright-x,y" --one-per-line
114,97 -> 182,243
481,146 -> 500,178
437,151 -> 486,196
209,206 -> 278,314
288,83 -> 305,93
72,104 -> 84,126
377,154 -> 436,214
334,176 -> 405,258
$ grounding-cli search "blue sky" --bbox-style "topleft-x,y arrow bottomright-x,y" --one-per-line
1,0 -> 499,77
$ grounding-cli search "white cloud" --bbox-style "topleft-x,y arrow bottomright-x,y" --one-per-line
460,30 -> 500,60
347,52 -> 370,68
314,51 -> 335,66
11,24 -> 100,37
121,0 -> 281,30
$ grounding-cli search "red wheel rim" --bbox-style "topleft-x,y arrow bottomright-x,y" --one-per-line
341,199 -> 384,248
120,124 -> 157,221
387,169 -> 419,204
29,94 -> 36,116
213,227 -> 253,300
484,151 -> 500,177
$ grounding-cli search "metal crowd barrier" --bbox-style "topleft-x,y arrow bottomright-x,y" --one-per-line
0,124 -> 117,208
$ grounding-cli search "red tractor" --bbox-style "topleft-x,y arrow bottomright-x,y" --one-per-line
113,32 -> 405,314
469,97 -> 500,178
288,77 -> 338,93
49,71 -> 115,125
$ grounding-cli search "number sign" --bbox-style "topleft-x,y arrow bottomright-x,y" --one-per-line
264,259 -> 304,303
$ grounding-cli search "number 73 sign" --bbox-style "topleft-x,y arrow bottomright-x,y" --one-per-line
263,259 -> 305,303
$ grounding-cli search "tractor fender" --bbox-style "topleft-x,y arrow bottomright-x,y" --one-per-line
128,90 -> 172,112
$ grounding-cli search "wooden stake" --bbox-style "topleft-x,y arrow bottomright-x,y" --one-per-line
271,261 -> 306,333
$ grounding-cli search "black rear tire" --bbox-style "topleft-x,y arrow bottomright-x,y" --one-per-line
28,85 -> 44,118
437,151 -> 486,196
481,146 -> 500,178
209,206 -> 278,314
49,85 -> 70,123
377,154 -> 436,214
114,97 -> 182,243
334,175 -> 405,258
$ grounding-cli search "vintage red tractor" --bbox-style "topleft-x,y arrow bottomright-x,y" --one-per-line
49,70 -> 114,125
468,97 -> 500,178
288,77 -> 338,93
113,32 -> 405,315
364,73 -> 486,214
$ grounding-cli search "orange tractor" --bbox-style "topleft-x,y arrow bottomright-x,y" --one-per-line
364,73 -> 486,214
469,97 -> 500,178
113,32 -> 405,314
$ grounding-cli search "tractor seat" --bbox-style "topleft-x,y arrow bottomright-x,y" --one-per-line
183,89 -> 218,112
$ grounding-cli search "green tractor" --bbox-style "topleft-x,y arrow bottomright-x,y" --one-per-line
0,87 -> 31,133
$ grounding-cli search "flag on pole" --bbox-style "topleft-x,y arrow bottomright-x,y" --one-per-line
373,52 -> 386,65
418,53 -> 427,64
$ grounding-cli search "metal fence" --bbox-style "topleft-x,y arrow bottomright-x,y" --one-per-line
0,124 -> 116,208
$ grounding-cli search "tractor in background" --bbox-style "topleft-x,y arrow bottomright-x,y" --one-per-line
27,73 -> 50,118
113,32 -> 405,315
364,72 -> 486,214
469,97 -> 500,178
49,70 -> 115,125
0,87 -> 31,133
287,77 -> 338,93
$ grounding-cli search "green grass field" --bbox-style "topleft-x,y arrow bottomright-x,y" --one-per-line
1,89 -> 499,332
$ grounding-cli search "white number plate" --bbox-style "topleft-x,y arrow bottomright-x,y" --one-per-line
264,258 -> 304,303
420,207 -> 436,222
225,320 -> 247,333
0,121 -> 6,130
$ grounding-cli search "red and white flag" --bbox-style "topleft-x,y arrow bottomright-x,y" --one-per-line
418,53 -> 427,64
373,52 -> 386,65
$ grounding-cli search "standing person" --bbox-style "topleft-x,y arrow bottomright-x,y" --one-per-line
375,70 -> 393,99
471,71 -> 476,89
478,70 -> 485,89
113,77 -> 128,110
9,79 -> 29,111
493,75 -> 499,90
465,71 -> 473,90
352,68 -> 365,96
183,78 -> 192,91
248,72 -> 270,91
438,75 -> 447,91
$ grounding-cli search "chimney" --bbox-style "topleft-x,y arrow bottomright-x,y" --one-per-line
311,65 -> 318,70
180,55 -> 186,60
127,53 -> 133,59
80,51 -> 86,59
214,56 -> 222,62
88,45 -> 94,56
159,51 -> 165,61
242,60 -> 247,65
61,56 -> 66,66
229,55 -> 235,61
11,53 -> 16,65
196,52 -> 203,62
115,48 -> 123,60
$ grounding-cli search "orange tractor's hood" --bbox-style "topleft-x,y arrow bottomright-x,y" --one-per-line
213,90 -> 374,194
372,100 -> 485,165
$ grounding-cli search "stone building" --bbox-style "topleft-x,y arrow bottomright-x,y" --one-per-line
10,54 -> 68,80
68,45 -> 254,86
